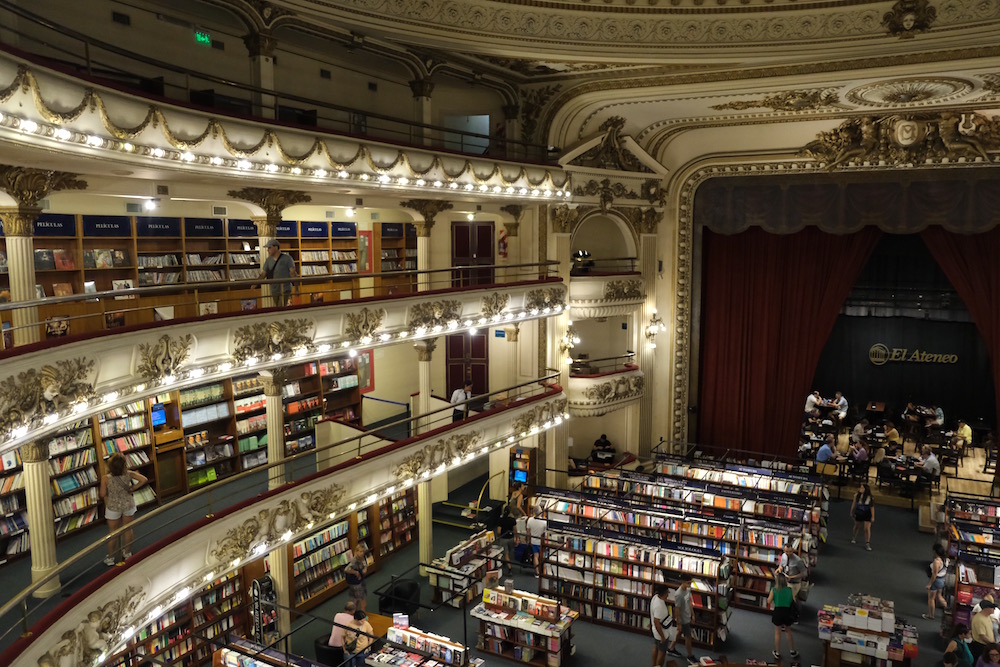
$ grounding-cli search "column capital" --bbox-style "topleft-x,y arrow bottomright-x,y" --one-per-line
414,338 -> 438,362
251,215 -> 275,238
0,206 -> 44,237
400,199 -> 452,233
0,164 -> 87,223
20,441 -> 48,463
409,79 -> 435,99
260,368 -> 288,394
228,188 -> 311,226
550,204 -> 579,235
243,30 -> 277,58
500,204 -> 524,225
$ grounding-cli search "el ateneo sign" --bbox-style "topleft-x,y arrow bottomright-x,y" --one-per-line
869,343 -> 958,366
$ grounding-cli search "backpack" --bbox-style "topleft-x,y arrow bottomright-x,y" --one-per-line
344,629 -> 359,653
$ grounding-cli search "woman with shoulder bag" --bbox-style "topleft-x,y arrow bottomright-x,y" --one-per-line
343,609 -> 374,667
850,482 -> 875,551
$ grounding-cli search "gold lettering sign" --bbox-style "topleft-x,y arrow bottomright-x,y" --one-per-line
869,343 -> 957,366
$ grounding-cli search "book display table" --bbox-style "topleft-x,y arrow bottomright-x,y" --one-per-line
817,595 -> 917,666
471,587 -> 577,667
365,624 -> 478,667
428,530 -> 504,607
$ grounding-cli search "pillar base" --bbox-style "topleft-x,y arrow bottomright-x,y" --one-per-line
30,567 -> 61,598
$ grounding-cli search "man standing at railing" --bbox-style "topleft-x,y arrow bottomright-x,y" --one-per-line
260,239 -> 297,306
451,380 -> 473,422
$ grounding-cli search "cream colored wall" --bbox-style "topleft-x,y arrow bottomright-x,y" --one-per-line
365,344 -> 421,425
573,317 -> 632,361
566,410 -> 629,459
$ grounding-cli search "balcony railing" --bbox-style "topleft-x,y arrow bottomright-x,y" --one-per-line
568,353 -> 637,377
569,256 -> 638,276
0,1 -> 558,163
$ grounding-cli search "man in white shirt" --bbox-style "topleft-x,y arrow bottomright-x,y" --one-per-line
525,505 -> 548,577
804,391 -> 822,414
649,584 -> 673,667
919,445 -> 941,478
451,380 -> 473,422
834,391 -> 848,421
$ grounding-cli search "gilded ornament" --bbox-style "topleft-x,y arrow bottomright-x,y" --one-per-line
243,31 -> 277,58
400,199 -> 454,227
414,339 -> 437,362
232,319 -> 314,363
883,0 -> 936,39
0,207 -> 43,237
20,440 -> 49,463
525,287 -> 567,312
571,117 -> 652,173
0,358 -> 96,433
710,89 -> 840,112
550,205 -> 580,234
500,205 -> 524,224
511,398 -> 568,435
136,334 -> 194,381
481,293 -> 510,319
0,165 -> 87,210
574,179 -> 639,213
345,307 -> 386,341
582,375 -> 645,402
227,188 -> 312,221
503,220 -> 520,238
391,432 -> 482,480
409,300 -> 462,329
209,484 -> 346,563
248,0 -> 294,27
603,279 -> 644,301
521,85 -> 560,144
35,585 -> 145,667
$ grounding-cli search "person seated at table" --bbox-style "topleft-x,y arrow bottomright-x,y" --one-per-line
872,445 -> 887,465
591,434 -> 616,462
833,391 -> 848,422
917,445 -> 941,478
804,390 -> 822,414
884,421 -> 902,449
950,434 -> 967,459
930,405 -> 945,427
816,439 -> 835,463
850,438 -> 869,462
803,408 -> 822,430
852,419 -> 869,444
957,419 -> 973,448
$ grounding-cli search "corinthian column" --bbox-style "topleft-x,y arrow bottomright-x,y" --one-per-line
413,339 -> 437,434
261,371 -> 287,490
21,440 -> 60,597
400,200 -> 453,292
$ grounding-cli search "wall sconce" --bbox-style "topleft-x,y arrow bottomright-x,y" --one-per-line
646,311 -> 665,348
559,321 -> 581,364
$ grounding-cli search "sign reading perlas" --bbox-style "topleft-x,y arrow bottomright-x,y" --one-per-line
869,343 -> 958,366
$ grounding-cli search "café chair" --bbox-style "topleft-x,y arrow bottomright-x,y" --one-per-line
849,459 -> 870,482
315,635 -> 346,667
938,449 -> 960,476
876,462 -> 897,490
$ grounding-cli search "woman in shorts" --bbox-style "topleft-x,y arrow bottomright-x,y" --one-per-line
768,573 -> 800,661
345,544 -> 369,611
925,542 -> 949,620
99,454 -> 148,565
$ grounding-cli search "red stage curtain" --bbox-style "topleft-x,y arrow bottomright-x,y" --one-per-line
921,226 -> 1000,429
698,227 -> 881,458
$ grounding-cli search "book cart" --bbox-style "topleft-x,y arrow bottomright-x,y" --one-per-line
817,594 -> 918,666
365,623 -> 475,667
578,464 -> 824,613
428,530 -> 505,608
471,587 -> 577,667
944,493 -> 1000,634
537,519 -> 728,648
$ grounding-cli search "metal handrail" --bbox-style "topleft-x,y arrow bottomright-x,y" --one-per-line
0,1 -> 557,161
0,371 -> 560,627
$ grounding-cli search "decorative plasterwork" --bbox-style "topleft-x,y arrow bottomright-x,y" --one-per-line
35,585 -> 146,667
0,206 -> 42,237
481,293 -> 510,319
0,164 -> 86,209
414,338 -> 437,362
391,432 -> 482,480
567,371 -> 645,417
569,117 -> 653,173
20,440 -> 48,463
345,307 -> 386,341
500,204 -> 524,225
623,207 -> 663,236
135,334 -> 194,382
400,199 -> 453,228
409,300 -> 462,329
604,279 -> 644,301
511,398 -> 569,436
801,111 -> 998,170
574,179 -> 640,214
845,78 -> 973,107
243,31 -> 278,58
522,85 -> 561,145
209,484 -> 346,564
551,204 -> 581,234
0,359 -> 95,433
710,89 -> 841,112
883,0 -> 937,39
232,319 -> 314,362
525,287 -> 567,312
570,276 -> 645,319
227,188 -> 312,222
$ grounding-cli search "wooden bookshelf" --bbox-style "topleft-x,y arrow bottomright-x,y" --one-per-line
376,222 -> 417,295
378,488 -> 418,557
472,587 -> 577,667
429,530 -> 505,607
510,446 -> 537,496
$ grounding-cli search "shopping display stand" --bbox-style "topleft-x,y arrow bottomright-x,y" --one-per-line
428,530 -> 505,607
817,595 -> 917,667
471,587 -> 577,667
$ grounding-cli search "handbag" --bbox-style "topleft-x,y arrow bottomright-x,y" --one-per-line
344,630 -> 359,653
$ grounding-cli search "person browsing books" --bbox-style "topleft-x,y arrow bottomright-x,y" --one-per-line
342,609 -> 374,667
345,544 -> 369,611
778,542 -> 807,600
99,453 -> 148,566
768,573 -> 800,661
328,600 -> 357,661
260,239 -> 297,307
451,380 -> 473,422
525,505 -> 548,577
649,584 -> 673,667
666,576 -> 696,664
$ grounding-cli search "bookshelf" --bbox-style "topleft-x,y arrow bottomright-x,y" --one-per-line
282,362 -> 322,456
330,222 -> 359,296
179,382 -> 237,490
298,221 -> 332,303
364,624 -> 471,667
429,530 -> 505,607
0,446 -> 25,564
290,517 -> 352,608
538,521 -> 731,648
47,422 -> 101,539
378,488 -> 417,557
183,218 -> 228,287
510,446 -> 537,496
944,493 -> 1000,632
376,222 -> 417,295
472,587 -> 577,667
233,374 -> 267,470
317,355 -> 361,424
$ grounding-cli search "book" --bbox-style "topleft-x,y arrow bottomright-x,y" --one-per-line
104,311 -> 125,329
154,306 -> 174,321
112,279 -> 134,300
83,281 -> 98,301
199,302 -> 218,316
311,293 -> 324,304
53,249 -> 75,270
0,250 -> 7,273
46,316 -> 69,338
35,284 -> 45,299
52,282 -> 74,297
1,322 -> 11,349
112,249 -> 128,267
241,298 -> 257,311
0,289 -> 9,303
34,249 -> 56,271
82,250 -> 96,269
94,249 -> 113,269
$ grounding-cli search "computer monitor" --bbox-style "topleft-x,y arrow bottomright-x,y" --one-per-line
513,469 -> 528,484
150,403 -> 166,428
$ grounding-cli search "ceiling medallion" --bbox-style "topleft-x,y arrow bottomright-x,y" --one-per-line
846,78 -> 972,108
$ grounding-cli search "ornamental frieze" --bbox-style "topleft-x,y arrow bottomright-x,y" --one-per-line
345,307 -> 386,341
0,358 -> 95,433
232,319 -> 314,363
582,375 -> 645,402
511,398 -> 569,436
209,484 -> 346,564
0,164 -> 87,210
883,0 -> 936,39
409,300 -> 461,329
36,585 -> 145,667
551,204 -> 581,234
802,111 -> 999,170
226,188 -> 312,222
603,279 -> 644,301
570,117 -> 652,173
525,287 -> 566,312
573,179 -> 640,214
136,334 -> 194,381
391,431 -> 482,481
710,89 -> 840,112
481,293 -> 510,319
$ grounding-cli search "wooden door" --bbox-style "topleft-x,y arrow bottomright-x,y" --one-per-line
446,332 -> 489,402
451,221 -> 494,287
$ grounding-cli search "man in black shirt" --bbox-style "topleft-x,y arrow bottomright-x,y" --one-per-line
592,434 -> 615,462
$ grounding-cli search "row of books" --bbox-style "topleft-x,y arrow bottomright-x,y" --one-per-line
51,467 -> 99,495
237,433 -> 267,452
55,507 -> 99,536
49,448 -> 96,474
292,520 -> 351,558
818,595 -> 916,662
100,415 -> 146,437
102,431 -> 151,455
179,383 -> 226,408
54,487 -> 99,517
234,395 -> 266,414
181,401 -> 231,428
237,414 -> 267,435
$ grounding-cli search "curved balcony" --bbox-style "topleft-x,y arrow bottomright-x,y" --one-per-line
0,263 -> 565,458
568,259 -> 644,320
0,374 -> 567,666
566,354 -> 644,417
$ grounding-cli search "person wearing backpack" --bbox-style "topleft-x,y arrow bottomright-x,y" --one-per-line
343,609 -> 374,667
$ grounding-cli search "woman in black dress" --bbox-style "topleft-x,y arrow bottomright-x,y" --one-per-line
850,482 -> 875,550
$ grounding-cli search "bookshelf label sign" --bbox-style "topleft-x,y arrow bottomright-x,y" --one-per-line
276,222 -> 297,237
83,216 -> 131,237
228,219 -> 258,237
184,218 -> 224,237
381,223 -> 403,238
331,222 -> 357,238
136,217 -> 181,237
300,221 -> 328,238
33,214 -> 76,237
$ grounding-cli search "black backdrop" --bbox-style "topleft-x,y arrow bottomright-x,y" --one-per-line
812,316 -> 997,427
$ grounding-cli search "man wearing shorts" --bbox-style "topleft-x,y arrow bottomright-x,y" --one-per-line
667,576 -> 697,664
650,584 -> 673,667
525,505 -> 548,577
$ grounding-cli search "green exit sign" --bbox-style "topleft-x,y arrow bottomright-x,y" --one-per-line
194,30 -> 211,45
